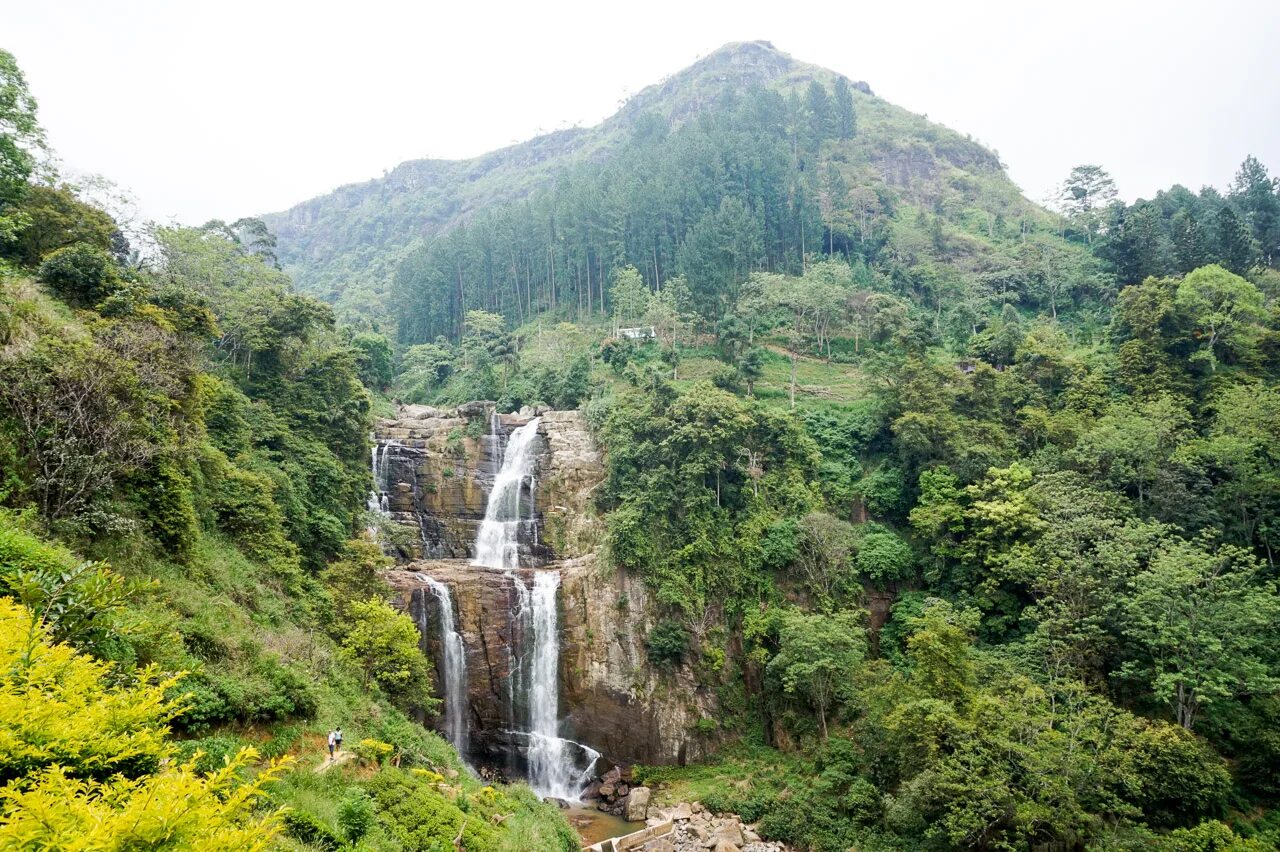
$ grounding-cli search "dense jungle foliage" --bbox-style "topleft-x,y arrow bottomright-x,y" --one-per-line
373,49 -> 1280,852
0,48 -> 576,851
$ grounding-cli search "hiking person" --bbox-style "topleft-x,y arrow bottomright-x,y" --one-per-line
334,727 -> 343,751
326,729 -> 336,757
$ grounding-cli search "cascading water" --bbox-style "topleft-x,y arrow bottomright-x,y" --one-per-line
472,419 -> 541,570
468,415 -> 599,800
421,575 -> 469,755
367,440 -> 395,519
526,570 -> 599,800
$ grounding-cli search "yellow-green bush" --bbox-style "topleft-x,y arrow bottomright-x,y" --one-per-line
0,598 -> 287,849
0,597 -> 173,783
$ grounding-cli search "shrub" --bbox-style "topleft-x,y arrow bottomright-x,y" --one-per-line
645,619 -> 688,668
354,738 -> 394,766
0,513 -> 131,655
337,790 -> 376,842
281,809 -> 341,851
37,242 -> 119,307
173,735 -> 244,774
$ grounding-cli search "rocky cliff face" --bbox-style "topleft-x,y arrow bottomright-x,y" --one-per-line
376,402 -> 562,564
558,554 -> 719,766
377,403 -> 717,769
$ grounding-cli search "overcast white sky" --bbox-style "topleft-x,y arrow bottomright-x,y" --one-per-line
6,0 -> 1279,226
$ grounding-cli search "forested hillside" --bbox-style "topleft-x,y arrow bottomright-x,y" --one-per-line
355,42 -> 1280,852
3,31 -> 1280,852
0,48 -> 576,851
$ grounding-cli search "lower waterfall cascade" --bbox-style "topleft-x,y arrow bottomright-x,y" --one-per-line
525,569 -> 599,800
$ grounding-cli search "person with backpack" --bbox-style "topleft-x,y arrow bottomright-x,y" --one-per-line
327,729 -> 336,757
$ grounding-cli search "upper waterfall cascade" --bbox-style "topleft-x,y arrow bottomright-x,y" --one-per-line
472,418 -> 541,570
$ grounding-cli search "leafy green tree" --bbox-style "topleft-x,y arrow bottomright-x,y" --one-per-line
795,511 -> 857,608
854,522 -> 913,585
805,81 -> 835,141
610,264 -> 649,327
1214,205 -> 1256,274
1230,155 -> 1280,265
1072,395 -> 1191,507
1180,382 -> 1280,558
1172,209 -> 1212,273
229,216 -> 279,268
1056,165 -> 1117,244
1174,263 -> 1266,370
832,77 -> 856,139
644,275 -> 694,347
350,331 -> 393,389
0,49 -> 46,203
1119,536 -> 1280,729
322,538 -> 391,623
6,185 -> 116,267
339,597 -> 437,713
676,197 -> 762,319
766,608 -> 865,740
398,339 -> 455,400
737,346 -> 765,396
37,242 -> 120,307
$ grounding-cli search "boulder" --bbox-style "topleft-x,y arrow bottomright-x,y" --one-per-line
714,822 -> 745,847
671,802 -> 693,821
713,840 -> 741,852
625,786 -> 652,822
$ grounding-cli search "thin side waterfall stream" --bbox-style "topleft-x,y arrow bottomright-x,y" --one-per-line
421,575 -> 468,755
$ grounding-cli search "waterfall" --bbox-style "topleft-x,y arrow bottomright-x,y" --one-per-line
367,440 -> 395,518
468,415 -> 598,800
421,576 -> 469,755
472,418 -> 541,570
526,570 -> 599,800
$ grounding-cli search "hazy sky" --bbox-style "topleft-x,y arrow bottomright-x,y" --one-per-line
7,0 -> 1279,226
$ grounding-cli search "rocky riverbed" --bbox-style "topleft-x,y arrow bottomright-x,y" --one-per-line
662,801 -> 787,852
580,785 -> 789,852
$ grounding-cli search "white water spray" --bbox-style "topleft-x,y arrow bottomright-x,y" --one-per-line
468,415 -> 598,800
472,419 -> 541,569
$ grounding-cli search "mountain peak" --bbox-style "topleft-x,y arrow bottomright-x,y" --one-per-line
613,41 -> 873,128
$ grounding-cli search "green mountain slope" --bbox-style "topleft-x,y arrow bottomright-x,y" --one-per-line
264,41 -> 1050,331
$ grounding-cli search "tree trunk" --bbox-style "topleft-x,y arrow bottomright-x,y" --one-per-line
790,351 -> 797,409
